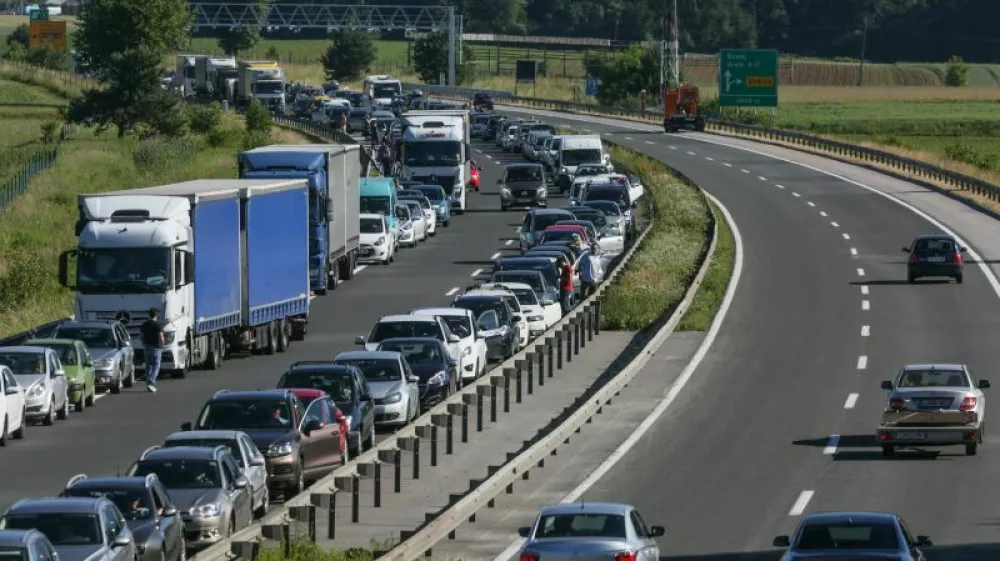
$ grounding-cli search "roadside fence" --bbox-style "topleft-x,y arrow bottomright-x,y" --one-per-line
0,123 -> 76,212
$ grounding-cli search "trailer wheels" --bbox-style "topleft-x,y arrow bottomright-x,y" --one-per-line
206,333 -> 224,371
276,319 -> 290,353
264,322 -> 278,355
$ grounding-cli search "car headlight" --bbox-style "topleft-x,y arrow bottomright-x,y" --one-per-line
383,392 -> 402,403
69,380 -> 85,389
93,357 -> 114,369
28,382 -> 45,398
266,441 -> 295,457
427,371 -> 446,386
462,346 -> 472,357
374,236 -> 385,246
559,167 -> 568,175
403,223 -> 412,230
537,188 -> 547,197
528,315 -> 544,322
162,330 -> 176,345
189,503 -> 221,518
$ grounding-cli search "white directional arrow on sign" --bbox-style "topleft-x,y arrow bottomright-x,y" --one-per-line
723,69 -> 743,93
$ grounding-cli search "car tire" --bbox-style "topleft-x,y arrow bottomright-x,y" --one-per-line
0,417 -> 7,446
254,487 -> 269,519
110,372 -> 123,393
43,399 -> 55,426
286,461 -> 305,498
124,366 -> 135,388
276,319 -> 290,353
366,425 -> 376,451
966,443 -> 978,456
12,411 -> 24,439
881,444 -> 894,457
956,274 -> 964,284
76,394 -> 86,412
444,220 -> 450,227
57,396 -> 69,420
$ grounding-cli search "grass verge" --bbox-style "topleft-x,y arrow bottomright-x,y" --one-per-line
677,199 -> 735,332
256,539 -> 446,561
0,113 -> 313,338
599,145 -> 712,331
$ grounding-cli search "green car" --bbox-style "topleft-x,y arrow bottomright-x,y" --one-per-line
24,338 -> 97,412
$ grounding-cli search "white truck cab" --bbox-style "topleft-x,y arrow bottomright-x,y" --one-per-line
400,111 -> 471,214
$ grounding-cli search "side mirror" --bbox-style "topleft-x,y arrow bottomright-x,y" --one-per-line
901,247 -> 911,253
180,421 -> 193,431
407,375 -> 420,383
58,250 -> 75,289
250,457 -> 265,466
112,535 -> 132,547
517,527 -> 531,538
54,369 -> 66,377
302,419 -> 322,434
327,207 -> 336,222
772,535 -> 790,548
648,526 -> 665,538
161,507 -> 178,517
880,380 -> 893,390
448,334 -> 460,343
979,379 -> 991,389
512,314 -> 523,322
234,476 -> 249,489
915,535 -> 933,547
447,359 -> 458,367
960,247 -> 968,253
84,360 -> 93,367
354,335 -> 366,345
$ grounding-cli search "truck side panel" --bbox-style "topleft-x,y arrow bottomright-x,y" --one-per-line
327,150 -> 347,260
193,198 -> 243,334
245,186 -> 310,326
341,146 -> 362,252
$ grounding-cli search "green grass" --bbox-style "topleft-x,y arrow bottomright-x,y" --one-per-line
256,538 -> 455,561
599,145 -> 712,331
677,199 -> 735,332
774,99 -> 1000,137
0,79 -> 66,104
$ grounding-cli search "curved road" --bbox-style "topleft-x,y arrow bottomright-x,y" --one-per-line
0,141 -> 520,511
497,107 -> 1000,561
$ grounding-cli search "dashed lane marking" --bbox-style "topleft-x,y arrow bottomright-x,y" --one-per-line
823,435 -> 840,455
861,325 -> 870,337
490,252 -> 502,260
844,393 -> 859,409
857,355 -> 868,370
789,491 -> 815,516
857,268 -> 865,277
862,300 -> 870,310
850,247 -> 858,256
471,268 -> 483,277
446,287 -> 460,296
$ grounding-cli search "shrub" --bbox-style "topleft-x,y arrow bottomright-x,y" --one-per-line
187,102 -> 223,134
0,252 -> 49,313
40,122 -> 60,144
242,129 -> 272,151
945,56 -> 969,87
131,137 -> 199,171
244,100 -> 273,134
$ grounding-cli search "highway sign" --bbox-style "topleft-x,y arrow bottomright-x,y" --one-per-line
585,75 -> 599,96
718,49 -> 778,107
29,20 -> 67,51
29,8 -> 49,21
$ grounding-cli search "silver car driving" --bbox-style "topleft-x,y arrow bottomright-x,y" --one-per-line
0,497 -> 137,561
0,346 -> 70,426
517,502 -> 663,561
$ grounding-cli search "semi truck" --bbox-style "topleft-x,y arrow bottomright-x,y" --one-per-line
399,110 -> 471,214
663,84 -> 706,132
173,54 -> 209,98
58,179 -> 311,378
237,61 -> 286,113
363,74 -> 402,107
238,145 -> 362,294
194,56 -> 237,102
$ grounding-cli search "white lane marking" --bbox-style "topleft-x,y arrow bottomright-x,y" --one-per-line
93,391 -> 110,401
758,176 -> 767,181
668,145 -> 677,150
644,140 -> 654,145
850,247 -> 858,256
504,239 -> 514,246
687,151 -> 696,155
861,285 -> 869,295
831,221 -> 840,228
723,162 -> 732,167
309,295 -> 316,301
792,192 -> 801,197
489,193 -> 745,561
807,201 -> 816,207
857,268 -> 865,277
823,435 -> 840,455
861,325 -> 870,337
741,169 -> 750,173
625,136 -> 634,141
862,299 -> 870,310
844,393 -> 859,409
490,252 -> 502,260
486,154 -> 493,159
354,265 -> 367,274
775,184 -> 785,189
446,287 -> 460,296
471,268 -> 483,277
602,132 -> 611,136
705,156 -> 714,161
820,211 -> 828,217
582,129 -> 591,132
475,149 -> 482,154
857,356 -> 868,370
843,233 -> 851,240
789,491 -> 815,516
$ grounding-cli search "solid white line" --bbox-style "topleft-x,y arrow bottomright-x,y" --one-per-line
861,285 -> 869,295
93,391 -> 110,401
831,221 -> 840,228
446,287 -> 460,296
823,435 -> 840,455
625,136 -> 634,141
862,299 -> 870,310
758,176 -> 767,181
354,265 -> 367,274
490,193 -> 745,561
490,252 -> 502,260
582,129 -> 591,132
844,393 -> 859,409
687,151 -> 696,155
644,140 -> 654,145
861,325 -> 870,337
789,491 -> 815,516
843,233 -> 851,240
857,268 -> 865,277
820,211 -> 828,217
807,201 -> 816,207
705,156 -> 714,161
857,355 -> 868,370
486,154 -> 493,159
504,239 -> 514,246
775,184 -> 785,189
668,145 -> 677,150
723,162 -> 732,166
741,169 -> 750,173
850,247 -> 858,256
471,268 -> 483,277
475,149 -> 482,154
792,192 -> 801,197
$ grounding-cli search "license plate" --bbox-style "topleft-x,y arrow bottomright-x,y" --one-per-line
896,431 -> 926,440
926,256 -> 946,262
921,399 -> 950,407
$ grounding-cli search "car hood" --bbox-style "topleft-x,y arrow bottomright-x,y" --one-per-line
54,544 -> 106,561
168,488 -> 224,512
242,428 -> 298,448
360,232 -> 387,244
410,362 -> 447,382
368,380 -> 404,399
505,180 -> 544,190
89,348 -> 118,360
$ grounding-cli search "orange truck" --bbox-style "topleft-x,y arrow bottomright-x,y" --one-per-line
663,85 -> 706,132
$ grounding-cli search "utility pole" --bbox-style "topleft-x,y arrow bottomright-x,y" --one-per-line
666,0 -> 680,89
857,15 -> 869,86
659,0 -> 667,96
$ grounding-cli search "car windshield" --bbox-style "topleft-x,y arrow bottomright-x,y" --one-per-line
506,167 -> 543,182
415,187 -> 445,201
0,352 -> 45,374
509,288 -> 538,305
164,438 -> 242,465
454,298 -> 509,323
404,202 -> 424,215
532,214 -> 572,232
403,141 -> 461,167
1,514 -> 102,546
360,196 -> 392,215
795,522 -> 900,550
132,460 -> 221,489
280,370 -> 358,400
377,342 -> 445,367
584,201 -> 622,216
55,326 -> 117,349
34,344 -> 77,365
496,261 -> 558,287
536,513 -> 626,539
0,546 -> 25,561
439,316 -> 472,338
331,359 -> 399,384
897,369 -> 969,388
370,321 -> 441,342
360,218 -> 384,234
561,149 -> 602,167
62,488 -> 153,520
196,400 -> 293,430
913,238 -> 955,252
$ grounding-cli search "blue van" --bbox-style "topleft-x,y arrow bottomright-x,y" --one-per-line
360,177 -> 399,240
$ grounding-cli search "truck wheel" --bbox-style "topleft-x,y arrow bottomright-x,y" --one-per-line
276,319 -> 290,353
881,445 -> 895,457
265,322 -> 278,355
206,334 -> 223,371
966,443 -> 978,456
328,266 -> 339,291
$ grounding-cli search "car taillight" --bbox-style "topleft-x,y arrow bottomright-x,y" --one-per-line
519,553 -> 539,561
614,552 -> 637,561
960,396 -> 977,410
909,253 -> 918,263
889,398 -> 906,411
955,250 -> 963,263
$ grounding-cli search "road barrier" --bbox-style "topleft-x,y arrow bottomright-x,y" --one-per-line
0,123 -> 76,212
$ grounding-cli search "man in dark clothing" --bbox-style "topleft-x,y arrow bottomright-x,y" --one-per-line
367,117 -> 379,148
377,143 -> 393,177
557,256 -> 574,314
139,308 -> 165,393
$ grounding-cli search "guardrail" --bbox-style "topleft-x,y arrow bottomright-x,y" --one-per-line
0,317 -> 73,347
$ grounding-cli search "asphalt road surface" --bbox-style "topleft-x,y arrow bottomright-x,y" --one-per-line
495,107 -> 1000,561
0,139 -> 527,512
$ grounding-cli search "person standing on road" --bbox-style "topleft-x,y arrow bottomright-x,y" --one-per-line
377,143 -> 392,178
579,243 -> 601,299
336,111 -> 347,135
139,308 -> 165,393
557,256 -> 574,314
367,116 -> 379,149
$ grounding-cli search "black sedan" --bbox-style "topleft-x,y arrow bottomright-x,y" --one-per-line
903,233 -> 966,283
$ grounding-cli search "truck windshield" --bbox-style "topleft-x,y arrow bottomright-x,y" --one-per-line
561,149 -> 602,167
77,248 -> 171,293
253,81 -> 283,95
361,196 -> 392,215
373,84 -> 400,98
404,141 -> 462,167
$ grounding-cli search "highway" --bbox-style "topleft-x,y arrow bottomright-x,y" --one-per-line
0,139 -> 520,512
491,108 -> 1000,561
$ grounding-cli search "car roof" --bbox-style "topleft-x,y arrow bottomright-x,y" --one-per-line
209,389 -> 292,401
411,307 -> 470,317
800,511 -> 897,524
55,321 -> 117,329
455,294 -> 504,302
289,388 -> 328,399
0,346 -> 47,354
142,446 -> 221,461
334,350 -> 399,360
165,430 -> 244,442
378,337 -> 443,346
65,475 -> 150,491
8,497 -> 106,515
288,362 -> 357,373
378,315 -> 436,323
483,282 -> 533,291
538,502 -> 631,516
498,257 -> 555,264
505,163 -> 543,169
529,209 -> 574,216
913,233 -> 956,240
493,270 -> 543,277
901,363 -> 966,371
0,529 -> 42,546
24,338 -> 76,346
360,213 -> 386,220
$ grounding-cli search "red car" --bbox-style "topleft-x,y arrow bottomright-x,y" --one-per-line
288,388 -> 350,464
544,224 -> 591,242
470,162 -> 481,191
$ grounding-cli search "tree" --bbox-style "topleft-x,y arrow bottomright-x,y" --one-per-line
216,0 -> 270,56
945,55 -> 969,87
6,24 -> 28,47
320,30 -> 376,82
412,32 -> 474,85
589,44 -> 658,106
3,43 -> 69,70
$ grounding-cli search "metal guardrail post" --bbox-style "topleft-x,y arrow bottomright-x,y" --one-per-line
578,312 -> 586,350
448,402 -> 466,445
476,386 -> 489,431
503,367 -> 514,412
489,375 -> 502,422
594,301 -> 602,335
555,332 -> 563,370
461,394 -> 475,441
515,360 -> 524,402
574,317 -> 581,355
433,412 -> 453,455
415,425 -> 437,467
546,338 -> 554,379
565,324 -> 574,363
310,492 -> 336,540
351,474 -> 360,522
393,449 -> 402,493
587,304 -> 595,341
358,462 -> 379,509
289,505 -> 316,542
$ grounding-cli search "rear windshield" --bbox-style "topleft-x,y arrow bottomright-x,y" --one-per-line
510,288 -> 538,306
585,188 -> 628,205
132,460 -> 221,489
493,273 -> 543,292
796,522 -> 899,550
360,218 -> 383,233
897,369 -> 969,388
453,298 -> 509,323
913,238 -> 955,252
496,261 -> 557,287
536,513 -> 626,539
532,214 -> 572,231
370,321 -> 441,342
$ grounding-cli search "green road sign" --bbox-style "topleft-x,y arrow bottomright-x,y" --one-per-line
718,49 -> 778,108
30,8 -> 49,21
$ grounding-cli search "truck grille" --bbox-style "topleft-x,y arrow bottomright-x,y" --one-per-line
91,310 -> 146,337
412,175 -> 456,190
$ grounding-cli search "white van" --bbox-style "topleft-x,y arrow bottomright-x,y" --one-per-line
556,135 -> 612,192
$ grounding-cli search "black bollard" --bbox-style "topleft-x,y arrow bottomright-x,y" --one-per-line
556,332 -> 563,369
503,367 -> 513,412
351,474 -> 360,523
595,300 -> 601,335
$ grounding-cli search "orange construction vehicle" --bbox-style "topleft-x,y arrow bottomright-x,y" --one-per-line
663,84 -> 706,132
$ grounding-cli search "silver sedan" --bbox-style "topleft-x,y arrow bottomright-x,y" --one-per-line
517,502 -> 663,561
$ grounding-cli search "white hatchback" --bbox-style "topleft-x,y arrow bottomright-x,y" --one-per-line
480,282 -> 549,340
359,213 -> 395,265
0,365 -> 26,444
410,308 -> 488,381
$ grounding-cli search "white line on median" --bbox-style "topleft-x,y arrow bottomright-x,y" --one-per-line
705,156 -> 714,161
844,393 -> 859,409
625,136 -> 634,141
645,140 -> 654,145
831,221 -> 840,228
490,252 -> 502,260
857,356 -> 868,370
446,287 -> 460,296
843,233 -> 851,240
687,151 -> 696,155
850,247 -> 858,256
861,285 -> 869,295
823,435 -> 840,455
820,211 -> 828,217
857,268 -> 865,277
807,201 -> 816,207
861,325 -> 870,337
354,265 -> 367,274
758,176 -> 767,181
789,491 -> 815,516
476,149 -> 482,154
723,162 -> 732,166
862,299 -> 870,310
741,169 -> 750,173
775,184 -> 785,189
668,145 -> 677,150
504,239 -> 513,246
792,192 -> 801,197
471,268 -> 483,277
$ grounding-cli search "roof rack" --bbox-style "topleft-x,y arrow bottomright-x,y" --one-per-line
139,445 -> 161,460
65,473 -> 87,488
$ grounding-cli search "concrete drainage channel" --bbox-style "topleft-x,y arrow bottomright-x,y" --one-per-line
188,130 -> 666,561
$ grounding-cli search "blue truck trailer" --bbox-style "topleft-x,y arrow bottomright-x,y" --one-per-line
238,144 -> 362,294
59,179 -> 310,377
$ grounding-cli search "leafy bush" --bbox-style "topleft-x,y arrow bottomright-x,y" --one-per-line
242,129 -> 272,151
40,122 -> 60,144
187,102 -> 223,134
0,252 -> 49,313
944,143 -> 996,171
945,56 -> 968,87
244,100 -> 272,134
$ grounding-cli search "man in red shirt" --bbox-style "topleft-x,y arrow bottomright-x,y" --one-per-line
557,256 -> 574,314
